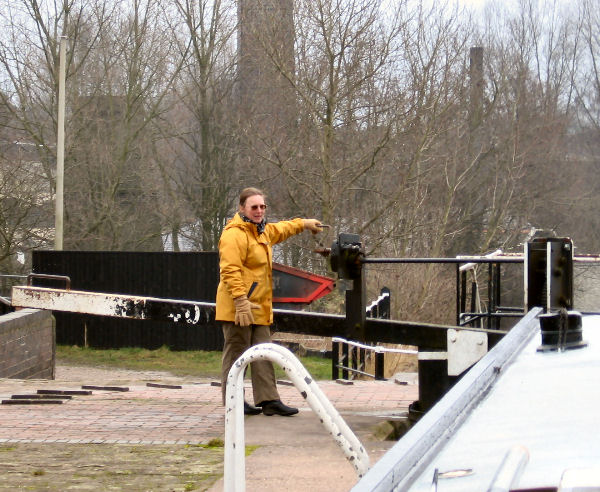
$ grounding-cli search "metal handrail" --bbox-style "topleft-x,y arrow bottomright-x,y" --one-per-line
332,337 -> 418,381
332,337 -> 418,354
363,257 -> 523,264
27,273 -> 71,290
224,343 -> 369,492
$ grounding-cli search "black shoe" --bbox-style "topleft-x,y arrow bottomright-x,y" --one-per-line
259,400 -> 299,416
244,401 -> 262,415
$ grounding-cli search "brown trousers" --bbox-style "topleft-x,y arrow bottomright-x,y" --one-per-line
221,322 -> 280,406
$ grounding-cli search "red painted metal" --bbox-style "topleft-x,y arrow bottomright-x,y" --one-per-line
272,262 -> 335,304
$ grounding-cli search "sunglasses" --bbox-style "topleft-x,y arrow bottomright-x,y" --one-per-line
250,204 -> 267,210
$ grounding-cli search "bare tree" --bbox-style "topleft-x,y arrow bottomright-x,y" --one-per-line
0,139 -> 52,272
1,0 -> 598,323
0,0 -> 115,261
0,0 -> 114,192
64,0 -> 180,250
234,0 -> 414,272
0,0 -> 186,251
467,0 -> 579,253
155,0 -> 240,252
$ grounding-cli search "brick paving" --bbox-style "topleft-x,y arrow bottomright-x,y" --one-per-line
0,371 -> 418,445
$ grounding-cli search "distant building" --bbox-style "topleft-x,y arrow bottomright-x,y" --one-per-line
65,95 -> 163,251
237,0 -> 296,132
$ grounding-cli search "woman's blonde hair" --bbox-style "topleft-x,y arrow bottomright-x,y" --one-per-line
239,187 -> 266,206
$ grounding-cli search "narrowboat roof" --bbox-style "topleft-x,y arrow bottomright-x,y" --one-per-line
353,308 -> 600,491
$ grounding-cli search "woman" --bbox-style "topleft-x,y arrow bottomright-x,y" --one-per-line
216,187 -> 323,416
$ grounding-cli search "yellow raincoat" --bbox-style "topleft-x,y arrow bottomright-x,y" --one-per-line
215,213 -> 305,325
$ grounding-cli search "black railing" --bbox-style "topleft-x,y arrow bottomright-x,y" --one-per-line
455,257 -> 525,329
331,337 -> 418,381
365,287 -> 390,319
363,256 -> 525,331
333,287 -> 403,381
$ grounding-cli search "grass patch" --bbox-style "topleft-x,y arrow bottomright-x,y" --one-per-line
56,345 -> 332,380
288,355 -> 332,380
245,445 -> 259,457
0,443 -> 224,491
56,345 -> 222,378
203,438 -> 224,448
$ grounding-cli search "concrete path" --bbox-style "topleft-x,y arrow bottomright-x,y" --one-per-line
0,366 -> 418,491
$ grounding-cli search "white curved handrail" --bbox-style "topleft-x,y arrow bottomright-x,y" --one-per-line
224,343 -> 370,492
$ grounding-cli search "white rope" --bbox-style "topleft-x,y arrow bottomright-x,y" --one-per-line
332,337 -> 418,354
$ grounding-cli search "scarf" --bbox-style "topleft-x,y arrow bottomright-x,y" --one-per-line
241,214 -> 266,234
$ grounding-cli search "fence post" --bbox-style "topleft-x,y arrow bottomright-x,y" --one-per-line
471,281 -> 478,327
487,262 -> 493,329
379,287 -> 391,319
332,340 -> 339,380
494,263 -> 501,330
342,342 -> 349,379
375,350 -> 385,380
456,263 -> 461,325
359,347 -> 365,372
346,271 -> 366,340
460,270 -> 467,322
351,345 -> 358,377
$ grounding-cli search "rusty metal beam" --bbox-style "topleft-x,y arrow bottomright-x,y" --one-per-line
12,286 -> 450,348
11,286 -> 215,325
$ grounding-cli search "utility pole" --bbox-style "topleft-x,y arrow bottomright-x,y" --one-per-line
54,35 -> 67,250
